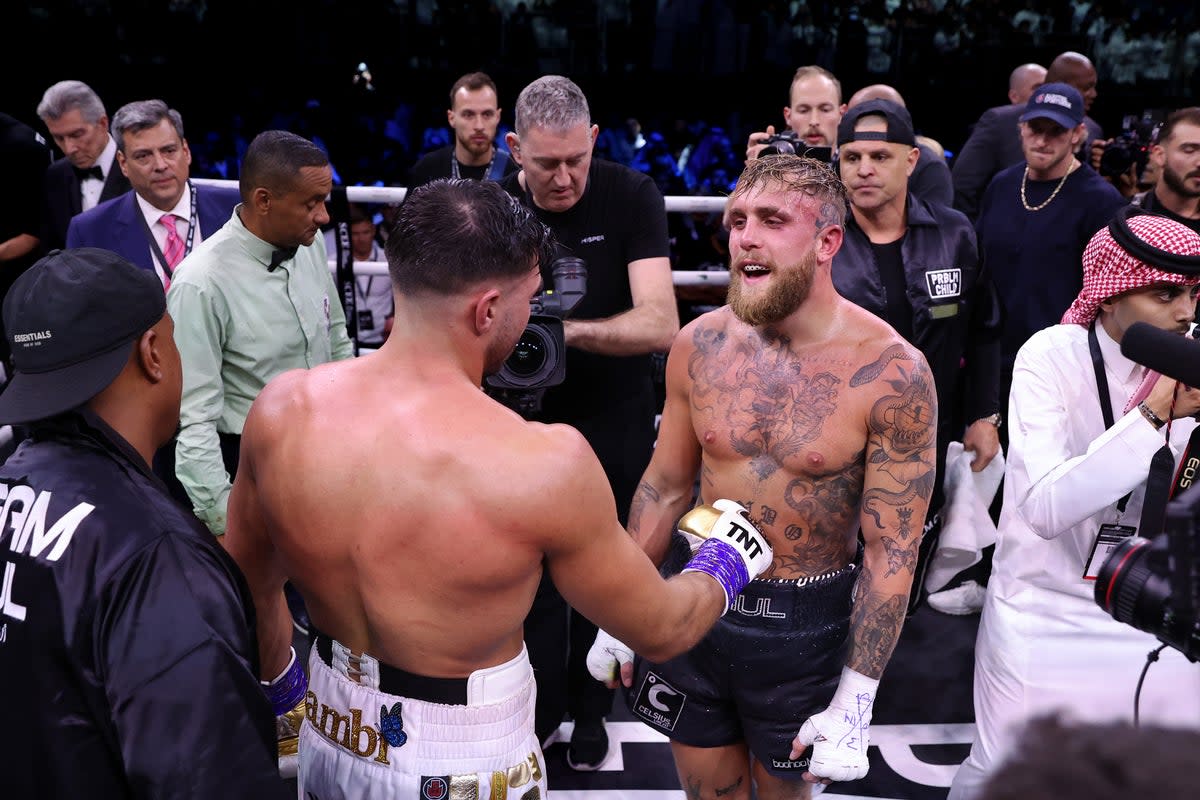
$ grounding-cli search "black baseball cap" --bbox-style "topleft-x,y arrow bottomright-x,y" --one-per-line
837,99 -> 917,148
0,247 -> 166,424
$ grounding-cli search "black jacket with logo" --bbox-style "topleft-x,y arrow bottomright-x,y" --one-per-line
0,412 -> 288,799
832,194 -> 1002,510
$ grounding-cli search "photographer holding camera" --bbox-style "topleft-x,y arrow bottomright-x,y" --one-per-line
500,74 -> 679,770
1128,107 -> 1200,234
744,67 -> 952,204
949,209 -> 1200,800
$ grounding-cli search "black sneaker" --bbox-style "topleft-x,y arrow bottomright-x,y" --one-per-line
566,719 -> 609,771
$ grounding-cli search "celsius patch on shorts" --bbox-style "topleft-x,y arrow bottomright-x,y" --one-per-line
630,670 -> 688,731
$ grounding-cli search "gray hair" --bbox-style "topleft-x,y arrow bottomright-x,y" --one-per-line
513,75 -> 590,137
111,100 -> 185,152
37,80 -> 106,124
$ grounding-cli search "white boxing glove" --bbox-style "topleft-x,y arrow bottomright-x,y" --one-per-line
680,499 -> 773,612
791,666 -> 879,782
586,628 -> 634,686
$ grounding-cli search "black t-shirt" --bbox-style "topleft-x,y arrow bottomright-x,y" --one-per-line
1138,189 -> 1200,235
501,158 -> 671,424
870,235 -> 913,341
406,145 -> 518,190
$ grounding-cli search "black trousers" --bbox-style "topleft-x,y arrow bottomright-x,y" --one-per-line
524,392 -> 657,742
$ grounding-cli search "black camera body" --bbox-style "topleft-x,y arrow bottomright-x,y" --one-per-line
757,130 -> 833,163
485,257 -> 586,412
1099,111 -> 1163,180
1096,480 -> 1200,662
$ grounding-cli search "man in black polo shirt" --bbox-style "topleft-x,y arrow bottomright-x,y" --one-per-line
407,71 -> 518,189
501,74 -> 680,771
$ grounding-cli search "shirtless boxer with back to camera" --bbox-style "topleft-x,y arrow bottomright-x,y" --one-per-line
222,178 -> 773,799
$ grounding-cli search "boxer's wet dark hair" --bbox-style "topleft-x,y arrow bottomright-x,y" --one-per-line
387,178 -> 557,294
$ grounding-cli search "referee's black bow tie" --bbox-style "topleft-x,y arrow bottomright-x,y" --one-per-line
268,247 -> 298,271
73,164 -> 104,182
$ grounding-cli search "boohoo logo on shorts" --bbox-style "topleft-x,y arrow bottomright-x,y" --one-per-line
631,671 -> 686,732
925,268 -> 961,299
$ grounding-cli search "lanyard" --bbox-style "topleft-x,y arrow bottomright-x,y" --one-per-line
140,182 -> 198,278
1090,321 -> 1178,532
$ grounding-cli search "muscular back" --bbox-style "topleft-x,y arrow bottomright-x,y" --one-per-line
235,356 -> 578,677
667,304 -> 932,579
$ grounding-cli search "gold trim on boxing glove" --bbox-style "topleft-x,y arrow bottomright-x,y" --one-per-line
677,504 -> 722,540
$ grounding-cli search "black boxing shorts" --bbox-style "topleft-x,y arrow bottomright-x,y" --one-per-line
625,535 -> 857,779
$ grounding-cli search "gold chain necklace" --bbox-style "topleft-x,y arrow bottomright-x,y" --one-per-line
1021,160 -> 1078,212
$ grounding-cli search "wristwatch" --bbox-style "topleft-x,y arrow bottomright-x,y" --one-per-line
979,412 -> 1003,428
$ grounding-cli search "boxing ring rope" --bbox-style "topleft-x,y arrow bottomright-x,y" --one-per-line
190,178 -> 732,288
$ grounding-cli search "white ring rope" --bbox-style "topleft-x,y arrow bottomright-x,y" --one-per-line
190,178 -> 731,288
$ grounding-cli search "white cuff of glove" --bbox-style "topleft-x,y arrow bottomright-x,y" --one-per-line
585,628 -> 634,684
795,666 -> 879,782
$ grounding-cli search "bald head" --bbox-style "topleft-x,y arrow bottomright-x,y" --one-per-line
1046,51 -> 1098,112
1008,63 -> 1046,105
848,84 -> 906,109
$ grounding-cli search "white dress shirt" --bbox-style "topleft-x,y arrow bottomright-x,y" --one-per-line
135,185 -> 199,288
950,321 -> 1200,799
79,136 -> 119,212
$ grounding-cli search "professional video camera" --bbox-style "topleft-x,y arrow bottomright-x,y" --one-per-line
1096,321 -> 1200,662
1099,110 -> 1163,180
757,130 -> 833,163
485,256 -> 587,415
1095,483 -> 1200,662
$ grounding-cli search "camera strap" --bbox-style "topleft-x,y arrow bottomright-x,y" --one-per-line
1090,322 -> 1176,534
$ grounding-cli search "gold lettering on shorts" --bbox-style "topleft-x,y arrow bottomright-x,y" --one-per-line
449,774 -> 479,800
305,688 -> 390,765
489,771 -> 507,800
349,708 -> 377,757
305,690 -> 318,726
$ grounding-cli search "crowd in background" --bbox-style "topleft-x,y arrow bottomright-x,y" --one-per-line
7,1 -> 1199,220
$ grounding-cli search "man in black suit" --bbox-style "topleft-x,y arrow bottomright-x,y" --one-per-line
36,80 -> 131,250
952,52 -> 1104,221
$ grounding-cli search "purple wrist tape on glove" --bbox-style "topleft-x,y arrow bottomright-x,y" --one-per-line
263,653 -> 307,716
684,538 -> 751,608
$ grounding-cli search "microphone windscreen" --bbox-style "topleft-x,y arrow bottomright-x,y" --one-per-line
1120,322 -> 1200,388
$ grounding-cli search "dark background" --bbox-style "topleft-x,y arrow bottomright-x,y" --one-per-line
4,1 -> 1197,191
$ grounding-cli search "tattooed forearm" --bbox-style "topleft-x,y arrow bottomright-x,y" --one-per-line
848,563 -> 908,678
627,481 -> 661,536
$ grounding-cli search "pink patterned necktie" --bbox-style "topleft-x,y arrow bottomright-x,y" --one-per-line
160,213 -> 185,268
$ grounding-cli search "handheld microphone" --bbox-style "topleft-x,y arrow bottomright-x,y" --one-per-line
1120,322 -> 1200,388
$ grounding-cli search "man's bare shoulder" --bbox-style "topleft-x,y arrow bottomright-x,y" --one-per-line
838,302 -> 933,391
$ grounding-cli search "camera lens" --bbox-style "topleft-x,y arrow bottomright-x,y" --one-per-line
1094,535 -> 1183,649
506,328 -> 550,379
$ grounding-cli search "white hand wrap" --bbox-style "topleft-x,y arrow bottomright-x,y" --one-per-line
794,666 -> 879,782
679,499 -> 773,612
586,628 -> 634,684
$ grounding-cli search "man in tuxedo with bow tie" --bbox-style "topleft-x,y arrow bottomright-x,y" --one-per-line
166,130 -> 354,539
66,99 -> 240,291
37,80 -> 131,251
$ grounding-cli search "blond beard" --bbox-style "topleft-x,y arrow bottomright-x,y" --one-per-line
727,248 -> 816,326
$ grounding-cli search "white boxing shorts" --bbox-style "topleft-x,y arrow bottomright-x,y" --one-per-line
299,637 -> 545,800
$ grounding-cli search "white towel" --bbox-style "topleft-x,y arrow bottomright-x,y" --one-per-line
924,441 -> 1006,593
